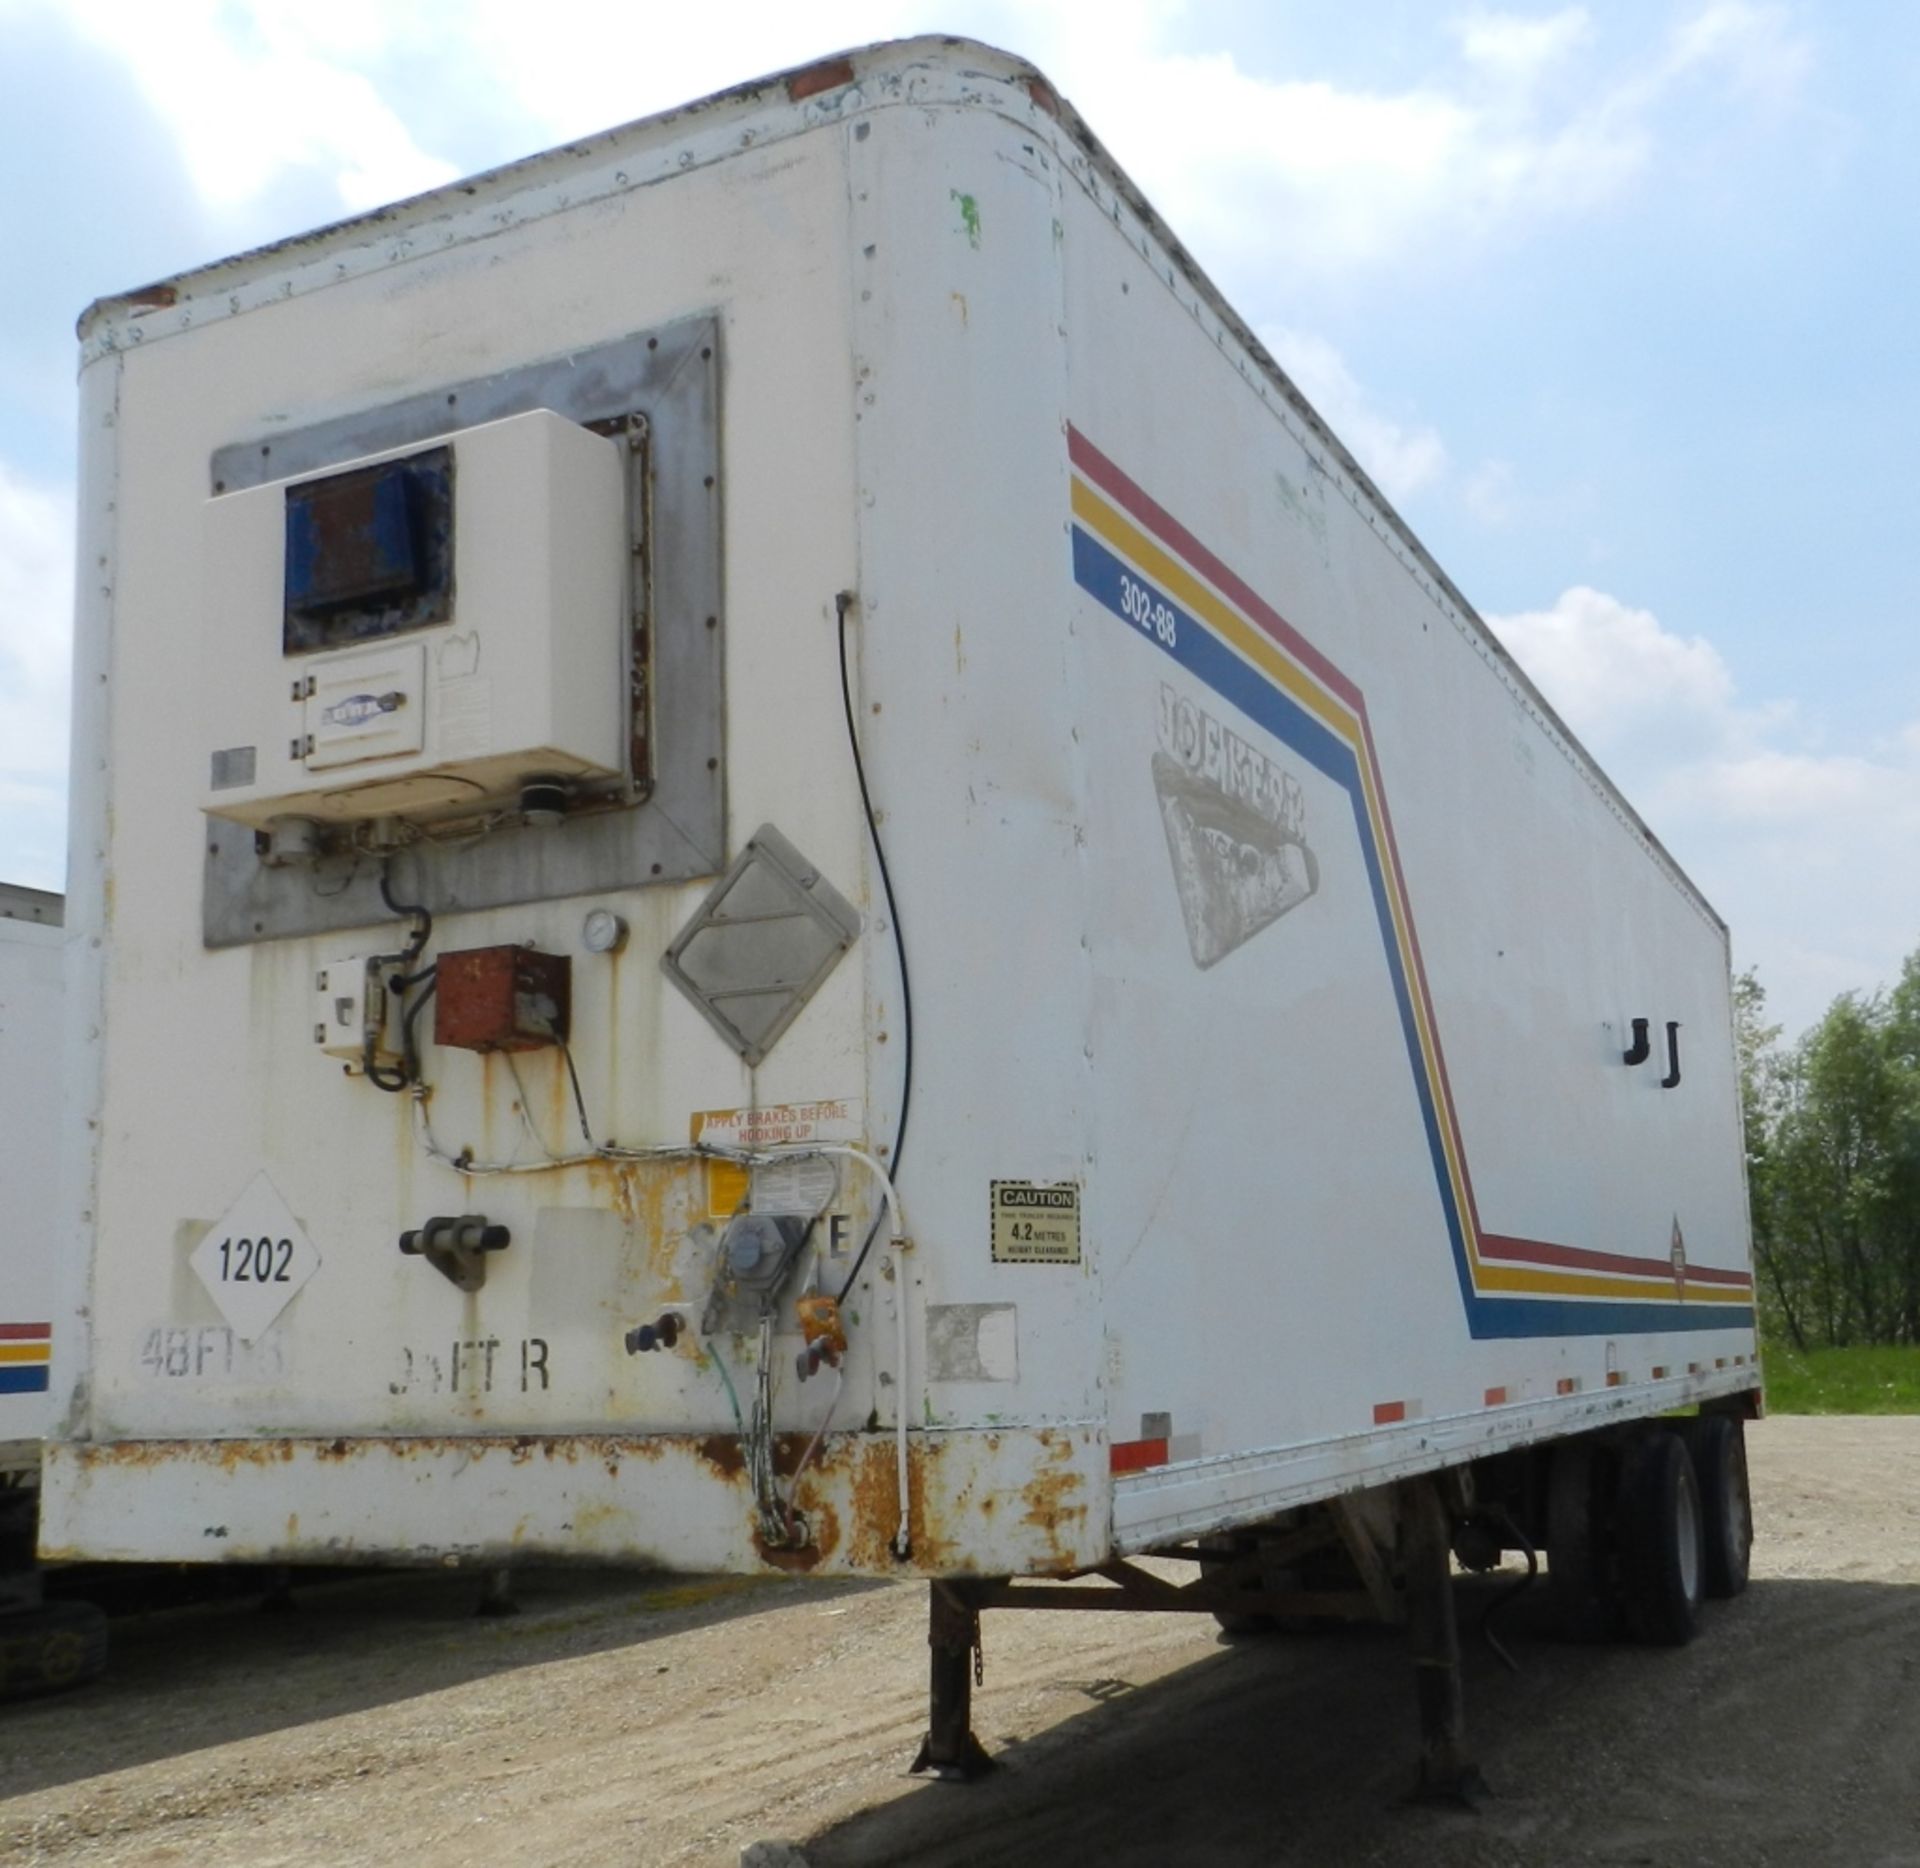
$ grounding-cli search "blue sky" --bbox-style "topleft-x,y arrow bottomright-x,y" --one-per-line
0,1 -> 1912,1035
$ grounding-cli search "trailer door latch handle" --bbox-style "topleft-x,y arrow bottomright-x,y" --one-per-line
1661,1021 -> 1682,1090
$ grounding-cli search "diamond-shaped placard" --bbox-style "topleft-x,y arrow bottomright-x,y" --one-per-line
189,1172 -> 322,1343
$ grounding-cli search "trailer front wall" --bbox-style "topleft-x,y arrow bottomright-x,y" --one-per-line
49,116 -> 895,1498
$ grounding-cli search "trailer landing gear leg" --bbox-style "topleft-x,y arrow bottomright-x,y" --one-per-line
909,1581 -> 996,1781
1404,1478 -> 1488,1807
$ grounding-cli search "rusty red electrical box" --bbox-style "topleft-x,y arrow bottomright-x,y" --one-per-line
433,945 -> 571,1053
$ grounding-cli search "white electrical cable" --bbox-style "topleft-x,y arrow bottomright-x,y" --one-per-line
408,1081 -> 917,1553
889,1234 -> 912,1557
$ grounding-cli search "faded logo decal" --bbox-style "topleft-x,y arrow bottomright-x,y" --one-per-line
321,690 -> 405,729
1154,683 -> 1319,969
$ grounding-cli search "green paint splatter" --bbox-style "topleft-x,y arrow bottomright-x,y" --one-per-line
951,189 -> 982,249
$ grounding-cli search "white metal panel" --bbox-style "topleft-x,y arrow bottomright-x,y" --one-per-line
63,116 -> 877,1465
0,894 -> 67,1461
1053,131 -> 1756,1513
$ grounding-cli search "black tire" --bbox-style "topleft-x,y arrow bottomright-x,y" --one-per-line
0,1599 -> 109,1701
1545,1439 -> 1621,1642
1616,1431 -> 1705,1646
1676,1413 -> 1752,1599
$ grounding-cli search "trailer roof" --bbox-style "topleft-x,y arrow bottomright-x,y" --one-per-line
76,36 -> 1724,939
0,882 -> 63,927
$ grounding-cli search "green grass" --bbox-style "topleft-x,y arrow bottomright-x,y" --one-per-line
1760,1343 -> 1920,1414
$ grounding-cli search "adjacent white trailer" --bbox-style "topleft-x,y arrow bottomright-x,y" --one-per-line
43,39 -> 1759,1784
1,883 -> 65,1474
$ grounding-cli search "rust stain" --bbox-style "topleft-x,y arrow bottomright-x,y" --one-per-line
697,1433 -> 746,1478
57,1426 -> 1095,1578
125,282 -> 179,311
1026,76 -> 1062,119
787,56 -> 855,103
1020,1434 -> 1088,1551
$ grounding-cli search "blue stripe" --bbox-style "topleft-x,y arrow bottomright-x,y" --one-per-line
1072,521 -> 1754,1341
0,1365 -> 51,1394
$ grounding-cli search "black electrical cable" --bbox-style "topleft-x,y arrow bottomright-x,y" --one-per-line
834,591 -> 913,1306
558,1037 -> 595,1150
379,862 -> 433,967
400,972 -> 438,1083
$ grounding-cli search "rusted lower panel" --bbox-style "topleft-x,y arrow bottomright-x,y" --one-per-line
39,1427 -> 1107,1579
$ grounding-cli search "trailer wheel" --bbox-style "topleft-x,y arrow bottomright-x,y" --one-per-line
1545,1439 -> 1621,1642
1616,1431 -> 1705,1646
0,1599 -> 109,1701
1676,1414 -> 1752,1599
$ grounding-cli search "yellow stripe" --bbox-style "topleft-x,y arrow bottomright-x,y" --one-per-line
0,1342 -> 51,1364
1071,480 -> 1361,744
1075,475 -> 1483,1262
1075,475 -> 1751,1314
1475,1265 -> 1750,1303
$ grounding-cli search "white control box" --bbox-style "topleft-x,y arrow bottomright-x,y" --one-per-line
311,952 -> 406,1069
200,409 -> 626,828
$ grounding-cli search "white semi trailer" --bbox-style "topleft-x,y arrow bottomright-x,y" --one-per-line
42,39 -> 1759,1787
1,883 -> 64,1475
1,881 -> 109,1698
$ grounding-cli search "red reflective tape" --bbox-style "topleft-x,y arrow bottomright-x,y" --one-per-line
1606,1372 -> 1624,1387
1556,1377 -> 1579,1395
1479,1231 -> 1752,1289
1651,1366 -> 1668,1380
0,1323 -> 51,1341
1372,1401 -> 1407,1426
1483,1386 -> 1508,1407
1109,1438 -> 1169,1474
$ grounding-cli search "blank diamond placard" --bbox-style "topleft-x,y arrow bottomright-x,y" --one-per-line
662,824 -> 861,1065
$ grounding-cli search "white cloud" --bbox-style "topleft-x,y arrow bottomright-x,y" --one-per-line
0,463 -> 73,886
1490,584 -> 1920,1034
1453,7 -> 1595,86
1039,1 -> 1809,286
11,0 -> 1809,281
44,0 -> 460,213
1490,584 -> 1736,750
1260,325 -> 1448,502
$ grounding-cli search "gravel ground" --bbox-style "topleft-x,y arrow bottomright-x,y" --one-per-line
3,1417 -> 1918,1867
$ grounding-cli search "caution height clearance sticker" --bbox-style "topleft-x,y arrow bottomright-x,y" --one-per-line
990,1181 -> 1081,1265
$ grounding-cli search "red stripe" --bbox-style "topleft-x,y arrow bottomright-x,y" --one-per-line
1372,1401 -> 1407,1426
1109,1438 -> 1169,1474
1071,427 -> 1488,1248
0,1323 -> 51,1341
1067,427 -> 1364,711
1483,1386 -> 1508,1407
1352,707 -> 1487,1236
1479,1233 -> 1752,1289
1069,428 -> 1760,1315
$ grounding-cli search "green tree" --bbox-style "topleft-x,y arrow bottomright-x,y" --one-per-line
1744,956 -> 1920,1351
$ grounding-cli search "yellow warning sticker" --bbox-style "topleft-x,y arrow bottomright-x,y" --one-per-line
691,1100 -> 864,1219
990,1181 -> 1081,1264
